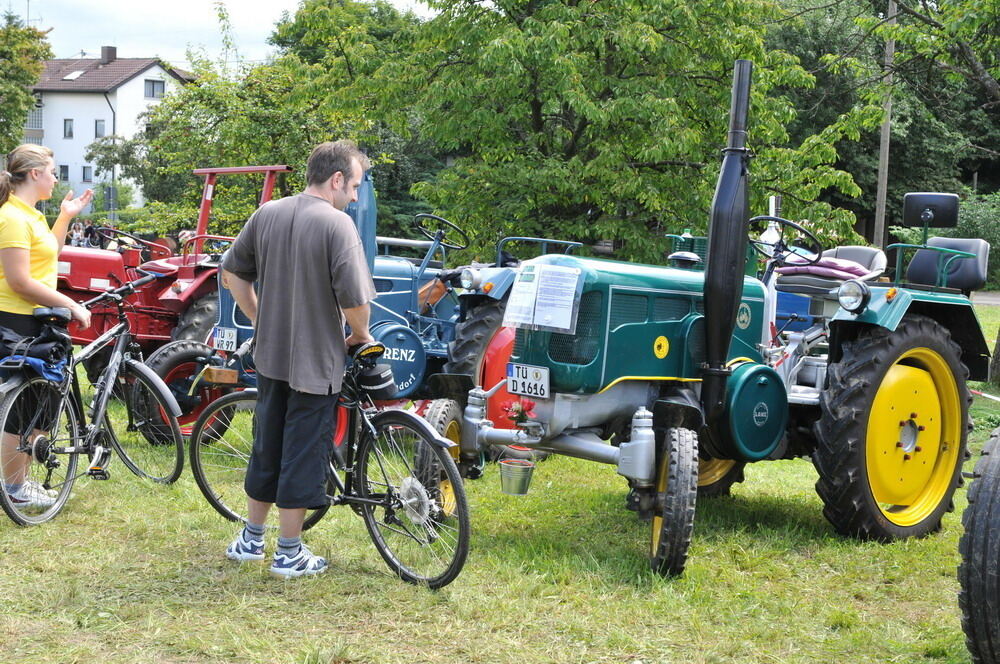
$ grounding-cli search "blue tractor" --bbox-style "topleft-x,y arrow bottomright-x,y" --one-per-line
145,172 -> 577,461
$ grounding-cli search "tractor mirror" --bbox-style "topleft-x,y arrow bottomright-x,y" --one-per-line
902,192 -> 959,229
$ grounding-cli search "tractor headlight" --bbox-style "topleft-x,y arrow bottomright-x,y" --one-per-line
837,280 -> 870,314
459,268 -> 481,290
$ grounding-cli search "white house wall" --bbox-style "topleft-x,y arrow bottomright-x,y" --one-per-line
30,63 -> 185,210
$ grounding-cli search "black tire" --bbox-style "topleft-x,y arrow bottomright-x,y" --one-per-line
104,364 -> 184,483
189,390 -> 328,530
146,340 -> 230,430
697,457 -> 745,497
424,398 -> 485,473
813,314 -> 970,540
445,298 -> 548,461
0,376 -> 80,525
172,293 -> 218,343
649,426 -> 698,576
959,427 -> 1000,664
356,410 -> 470,588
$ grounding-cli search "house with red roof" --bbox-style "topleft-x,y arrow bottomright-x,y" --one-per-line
23,46 -> 193,208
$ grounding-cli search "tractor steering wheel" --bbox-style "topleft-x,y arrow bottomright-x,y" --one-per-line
747,215 -> 822,267
414,214 -> 470,250
96,227 -> 173,259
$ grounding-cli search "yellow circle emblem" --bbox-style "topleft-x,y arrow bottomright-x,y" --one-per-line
653,336 -> 669,359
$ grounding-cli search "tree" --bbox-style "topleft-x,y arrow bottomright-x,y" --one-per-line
364,0 -> 878,262
0,12 -> 51,152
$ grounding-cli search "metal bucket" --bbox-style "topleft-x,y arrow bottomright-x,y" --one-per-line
499,458 -> 535,495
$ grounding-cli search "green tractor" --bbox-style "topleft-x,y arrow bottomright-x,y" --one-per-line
455,60 -> 990,576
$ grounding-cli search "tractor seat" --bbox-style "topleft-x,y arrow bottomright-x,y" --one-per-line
775,246 -> 887,297
905,237 -> 989,293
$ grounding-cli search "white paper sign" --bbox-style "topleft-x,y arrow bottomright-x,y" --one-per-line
502,264 -> 582,334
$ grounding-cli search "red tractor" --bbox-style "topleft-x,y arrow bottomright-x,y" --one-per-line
57,165 -> 291,383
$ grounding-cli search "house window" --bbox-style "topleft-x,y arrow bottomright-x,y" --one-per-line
58,165 -> 69,182
144,79 -> 165,98
82,166 -> 93,183
25,107 -> 43,130
63,119 -> 73,138
95,119 -> 106,138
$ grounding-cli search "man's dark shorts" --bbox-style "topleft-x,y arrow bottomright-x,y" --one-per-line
244,374 -> 338,509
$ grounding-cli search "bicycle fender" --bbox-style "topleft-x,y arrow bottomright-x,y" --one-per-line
124,358 -> 183,417
372,409 -> 455,450
0,373 -> 26,398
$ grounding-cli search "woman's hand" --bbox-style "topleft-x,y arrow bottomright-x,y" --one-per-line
70,303 -> 91,330
60,189 -> 94,219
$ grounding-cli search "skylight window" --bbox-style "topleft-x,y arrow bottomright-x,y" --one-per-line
62,71 -> 85,81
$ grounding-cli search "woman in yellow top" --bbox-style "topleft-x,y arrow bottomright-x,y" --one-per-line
0,144 -> 93,509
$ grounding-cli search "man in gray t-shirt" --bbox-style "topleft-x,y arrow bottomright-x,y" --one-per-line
221,140 -> 376,578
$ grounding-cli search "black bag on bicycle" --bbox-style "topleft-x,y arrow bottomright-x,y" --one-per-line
0,323 -> 72,368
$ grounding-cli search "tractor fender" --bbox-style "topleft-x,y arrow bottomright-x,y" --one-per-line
651,385 -> 704,431
829,287 -> 989,381
124,358 -> 183,417
156,267 -> 219,312
370,409 -> 455,450
459,266 -> 517,304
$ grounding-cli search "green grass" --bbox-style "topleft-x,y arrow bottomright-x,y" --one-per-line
1,307 -> 998,663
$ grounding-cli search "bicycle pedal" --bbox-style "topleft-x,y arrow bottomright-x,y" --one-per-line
88,467 -> 110,480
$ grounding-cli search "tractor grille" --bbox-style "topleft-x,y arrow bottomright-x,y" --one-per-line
694,299 -> 705,315
549,291 -> 603,365
610,293 -> 647,329
653,297 -> 691,321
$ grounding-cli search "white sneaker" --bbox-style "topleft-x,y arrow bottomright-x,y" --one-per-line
8,482 -> 57,509
26,479 -> 58,498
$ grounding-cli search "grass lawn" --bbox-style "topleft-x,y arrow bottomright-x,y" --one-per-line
1,307 -> 998,664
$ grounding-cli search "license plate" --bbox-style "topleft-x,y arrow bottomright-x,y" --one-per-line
506,363 -> 549,398
212,326 -> 237,352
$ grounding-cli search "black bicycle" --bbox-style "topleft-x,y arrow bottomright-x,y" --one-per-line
0,273 -> 184,525
189,342 -> 470,588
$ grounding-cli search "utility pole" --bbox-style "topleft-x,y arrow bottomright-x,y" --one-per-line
873,0 -> 897,248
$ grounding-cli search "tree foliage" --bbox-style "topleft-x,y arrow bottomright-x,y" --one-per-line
0,12 -> 51,153
361,0 -> 877,262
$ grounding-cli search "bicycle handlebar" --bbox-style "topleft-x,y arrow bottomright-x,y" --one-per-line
82,270 -> 169,308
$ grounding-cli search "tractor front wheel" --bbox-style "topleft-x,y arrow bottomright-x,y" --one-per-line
146,340 -> 229,433
959,427 -> 1000,664
813,314 -> 970,540
649,426 -> 698,576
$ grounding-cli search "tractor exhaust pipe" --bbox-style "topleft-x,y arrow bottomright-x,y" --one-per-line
701,60 -> 753,445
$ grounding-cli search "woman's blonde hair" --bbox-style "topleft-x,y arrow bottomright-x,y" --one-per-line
1,143 -> 54,207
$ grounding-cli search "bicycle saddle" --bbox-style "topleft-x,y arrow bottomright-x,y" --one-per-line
351,341 -> 386,361
32,307 -> 72,325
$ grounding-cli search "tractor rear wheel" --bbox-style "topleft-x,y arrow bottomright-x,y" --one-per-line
172,293 -> 218,343
147,340 -> 230,433
697,458 -> 745,497
649,426 -> 698,576
813,314 -> 970,540
445,298 -> 548,461
959,427 -> 1000,664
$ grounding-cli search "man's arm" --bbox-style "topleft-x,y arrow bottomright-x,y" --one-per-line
343,303 -> 374,347
223,269 -> 258,323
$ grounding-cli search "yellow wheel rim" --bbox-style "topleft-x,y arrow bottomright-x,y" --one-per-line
698,458 -> 737,487
438,414 -> 461,517
865,347 -> 961,527
651,452 -> 668,555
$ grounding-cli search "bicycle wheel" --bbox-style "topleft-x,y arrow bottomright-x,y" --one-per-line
104,364 -> 184,483
356,410 -> 470,588
189,390 -> 329,530
0,376 -> 80,525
